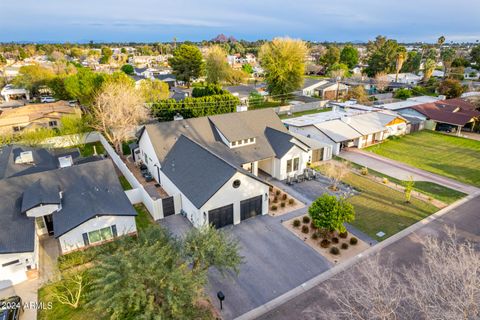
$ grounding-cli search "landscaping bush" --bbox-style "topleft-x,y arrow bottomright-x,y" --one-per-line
280,202 -> 286,208
271,205 -> 278,211
273,196 -> 278,203
301,225 -> 309,234
341,243 -> 349,250
292,219 -> 301,227
310,222 -> 317,230
332,237 -> 339,244
281,194 -> 287,200
330,246 -> 340,255
311,232 -> 319,240
320,239 -> 331,248
349,237 -> 358,245
275,190 -> 281,196
288,198 -> 295,205
339,231 -> 348,239
360,167 -> 369,175
382,177 -> 389,184
302,216 -> 311,224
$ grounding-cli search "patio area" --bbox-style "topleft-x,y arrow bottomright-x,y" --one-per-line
124,156 -> 169,200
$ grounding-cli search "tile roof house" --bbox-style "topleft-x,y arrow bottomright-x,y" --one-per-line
137,109 -> 332,228
0,145 -> 137,289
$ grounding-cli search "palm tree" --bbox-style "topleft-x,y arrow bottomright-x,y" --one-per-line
423,58 -> 436,82
440,47 -> 456,79
395,47 -> 407,82
437,36 -> 446,47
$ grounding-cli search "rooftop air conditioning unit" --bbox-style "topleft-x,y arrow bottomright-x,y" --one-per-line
15,151 -> 34,164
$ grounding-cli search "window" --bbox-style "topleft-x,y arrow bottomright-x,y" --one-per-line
286,159 -> 292,173
48,120 -> 58,127
232,141 -> 237,146
2,259 -> 20,267
13,126 -> 22,132
293,157 -> 300,171
87,226 -> 114,244
233,179 -> 241,188
243,139 -> 248,144
144,153 -> 148,164
249,138 -> 254,143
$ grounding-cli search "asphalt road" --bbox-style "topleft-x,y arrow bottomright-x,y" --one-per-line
256,194 -> 480,320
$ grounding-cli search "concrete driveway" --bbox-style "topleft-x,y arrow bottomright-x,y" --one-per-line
0,279 -> 38,320
206,215 -> 331,320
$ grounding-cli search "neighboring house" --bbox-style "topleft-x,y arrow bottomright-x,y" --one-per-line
224,84 -> 267,104
387,73 -> 422,85
154,74 -> 176,89
464,67 -> 480,80
1,85 -> 30,102
0,145 -> 137,289
300,79 -> 349,99
401,98 -> 480,134
0,101 -> 80,135
376,95 -> 443,111
137,109 -> 331,228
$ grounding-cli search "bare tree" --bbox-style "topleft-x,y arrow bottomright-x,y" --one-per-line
91,81 -> 148,154
374,72 -> 389,92
323,161 -> 350,191
51,271 -> 89,309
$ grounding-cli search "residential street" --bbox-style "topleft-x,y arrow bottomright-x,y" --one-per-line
255,194 -> 480,320
339,149 -> 479,194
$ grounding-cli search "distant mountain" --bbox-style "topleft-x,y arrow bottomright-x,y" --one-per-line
211,34 -> 237,43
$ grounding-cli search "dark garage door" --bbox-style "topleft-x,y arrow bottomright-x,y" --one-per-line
208,204 -> 234,229
241,195 -> 263,221
162,196 -> 175,217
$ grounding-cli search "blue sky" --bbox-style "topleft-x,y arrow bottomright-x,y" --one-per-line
0,0 -> 479,43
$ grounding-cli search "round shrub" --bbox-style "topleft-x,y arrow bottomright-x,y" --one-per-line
341,243 -> 349,250
320,239 -> 331,248
382,177 -> 389,184
275,190 -> 281,196
310,222 -> 317,230
311,232 -> 319,240
302,216 -> 311,224
339,231 -> 348,239
281,194 -> 287,200
271,205 -> 278,211
360,167 -> 369,175
292,219 -> 301,227
280,202 -> 286,208
349,237 -> 358,245
330,246 -> 340,255
332,237 -> 339,244
301,225 -> 309,234
273,196 -> 278,203
288,198 -> 295,205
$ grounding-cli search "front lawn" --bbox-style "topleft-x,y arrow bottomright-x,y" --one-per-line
366,130 -> 480,187
76,142 -> 105,157
134,204 -> 155,232
342,173 -> 438,241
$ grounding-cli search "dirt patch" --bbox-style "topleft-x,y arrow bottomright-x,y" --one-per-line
283,215 -> 370,265
268,187 -> 305,216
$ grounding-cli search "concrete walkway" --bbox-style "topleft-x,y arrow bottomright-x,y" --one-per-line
339,150 -> 479,194
38,237 -> 61,285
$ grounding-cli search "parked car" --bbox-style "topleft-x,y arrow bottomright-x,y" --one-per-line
0,295 -> 23,320
40,96 -> 56,103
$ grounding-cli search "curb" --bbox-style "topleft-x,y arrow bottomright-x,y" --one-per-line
235,191 -> 480,320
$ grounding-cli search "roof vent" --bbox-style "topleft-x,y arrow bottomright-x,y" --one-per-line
58,155 -> 73,168
15,151 -> 34,164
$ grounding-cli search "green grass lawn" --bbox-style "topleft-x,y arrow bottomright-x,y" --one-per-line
134,204 -> 154,232
249,100 -> 285,109
366,130 -> 480,187
279,107 -> 332,119
76,142 -> 105,157
118,175 -> 132,190
342,173 -> 438,241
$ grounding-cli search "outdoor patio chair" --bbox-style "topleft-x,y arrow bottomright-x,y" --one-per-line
286,176 -> 294,185
310,169 -> 317,180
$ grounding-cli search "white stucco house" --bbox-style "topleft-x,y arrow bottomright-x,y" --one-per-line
137,109 -> 331,229
0,146 -> 137,289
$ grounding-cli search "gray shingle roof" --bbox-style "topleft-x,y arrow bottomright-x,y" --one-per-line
162,135 -> 237,208
21,179 -> 61,213
264,127 -> 295,158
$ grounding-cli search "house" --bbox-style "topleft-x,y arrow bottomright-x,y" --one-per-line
464,67 -> 480,80
0,146 -> 137,289
386,73 -> 422,85
0,101 -> 80,135
1,85 -> 30,102
377,95 -> 443,111
402,98 -> 480,134
223,84 -> 267,104
300,79 -> 349,99
154,74 -> 176,89
137,109 -> 331,228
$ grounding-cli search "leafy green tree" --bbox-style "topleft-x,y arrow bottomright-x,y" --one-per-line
451,57 -> 470,68
340,44 -> 359,69
224,68 -> 248,85
49,76 -> 72,100
328,63 -> 350,78
308,194 -> 355,233
248,91 -> 264,107
182,224 -> 244,276
365,36 -> 404,77
139,78 -> 170,103
259,37 -> 307,97
438,79 -> 464,98
393,88 -> 412,100
320,45 -> 340,68
205,45 -> 229,84
12,65 -> 55,94
120,64 -> 134,75
64,68 -> 108,106
242,63 -> 254,74
169,44 -> 204,87
394,47 -> 407,82
423,58 -> 436,82
192,83 -> 226,97
87,227 -> 211,319
346,85 -> 369,104
99,47 -> 113,64
401,51 -> 421,73
471,45 -> 480,70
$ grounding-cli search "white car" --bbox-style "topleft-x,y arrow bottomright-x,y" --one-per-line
40,97 -> 56,103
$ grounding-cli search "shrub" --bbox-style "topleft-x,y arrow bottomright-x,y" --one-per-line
382,177 -> 389,184
280,202 -> 286,208
281,194 -> 287,200
292,219 -> 301,227
332,237 -> 339,244
288,198 -> 295,205
301,225 -> 309,234
302,216 -> 311,224
320,239 -> 331,248
360,167 -> 369,175
271,205 -> 278,211
349,237 -> 358,245
339,231 -> 348,239
341,243 -> 349,250
273,196 -> 278,203
310,222 -> 317,230
330,246 -> 340,255
311,232 -> 319,240
275,190 -> 281,196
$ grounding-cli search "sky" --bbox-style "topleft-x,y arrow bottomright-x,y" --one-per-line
0,0 -> 479,43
